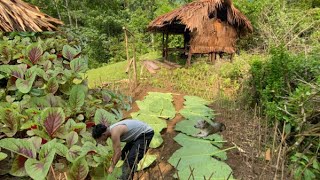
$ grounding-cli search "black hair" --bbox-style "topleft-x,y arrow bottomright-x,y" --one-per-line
92,124 -> 107,139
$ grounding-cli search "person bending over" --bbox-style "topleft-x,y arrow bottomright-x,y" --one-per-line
92,119 -> 154,180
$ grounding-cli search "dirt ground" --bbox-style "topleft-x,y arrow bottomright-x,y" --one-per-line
123,84 -> 287,180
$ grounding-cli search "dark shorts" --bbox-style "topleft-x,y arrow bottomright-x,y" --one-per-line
121,130 -> 154,168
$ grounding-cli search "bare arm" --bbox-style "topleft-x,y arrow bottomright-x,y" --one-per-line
110,132 -> 122,168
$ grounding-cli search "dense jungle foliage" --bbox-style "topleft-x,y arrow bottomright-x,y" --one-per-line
0,0 -> 319,179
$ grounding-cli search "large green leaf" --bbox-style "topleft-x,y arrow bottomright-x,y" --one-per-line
0,108 -> 20,137
168,134 -> 232,179
183,96 -> 211,106
69,85 -> 87,112
28,44 -> 43,65
25,149 -> 56,180
62,45 -> 78,60
40,139 -> 68,159
66,145 -> 82,162
94,108 -> 117,125
179,106 -> 214,121
41,107 -> 65,137
66,131 -> 79,148
179,95 -> 214,121
136,93 -> 175,120
137,154 -> 157,171
28,136 -> 42,151
0,152 -> 8,161
68,157 -> 89,180
70,58 -> 88,73
10,155 -> 28,177
0,138 -> 37,158
175,120 -> 224,147
45,77 -> 59,94
0,64 -> 27,79
16,74 -> 37,93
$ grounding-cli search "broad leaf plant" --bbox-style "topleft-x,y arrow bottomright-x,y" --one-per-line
0,33 -> 131,180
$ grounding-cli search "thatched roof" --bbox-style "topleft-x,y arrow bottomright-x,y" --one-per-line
148,0 -> 252,35
0,0 -> 63,32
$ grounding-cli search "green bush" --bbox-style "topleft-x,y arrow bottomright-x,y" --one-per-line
248,47 -> 320,179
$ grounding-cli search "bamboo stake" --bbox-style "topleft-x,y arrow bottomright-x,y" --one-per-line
50,165 -> 57,180
273,122 -> 286,180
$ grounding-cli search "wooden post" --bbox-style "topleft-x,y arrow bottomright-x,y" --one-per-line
211,53 -> 215,64
123,27 -> 137,89
124,27 -> 130,67
165,32 -> 169,61
186,50 -> 192,66
132,38 -> 137,88
162,32 -> 165,58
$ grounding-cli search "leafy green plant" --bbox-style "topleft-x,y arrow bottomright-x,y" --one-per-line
0,33 -> 131,179
248,47 -> 320,179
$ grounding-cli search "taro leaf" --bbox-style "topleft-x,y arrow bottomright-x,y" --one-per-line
0,138 -> 37,158
149,133 -> 163,148
136,93 -> 175,119
172,134 -> 226,160
0,74 -> 5,80
137,154 -> 157,171
68,157 -> 89,180
0,108 -> 20,137
70,58 -> 88,73
168,134 -> 232,180
25,149 -> 56,180
131,113 -> 167,148
183,96 -> 211,106
45,77 -> 59,94
175,120 -> 224,147
147,92 -> 173,101
28,45 -> 43,65
179,106 -> 214,121
66,145 -> 82,162
69,85 -> 87,112
41,107 -> 65,137
66,131 -> 79,148
62,45 -> 78,60
94,109 -> 117,125
40,139 -> 68,159
0,152 -> 8,161
10,155 -> 28,177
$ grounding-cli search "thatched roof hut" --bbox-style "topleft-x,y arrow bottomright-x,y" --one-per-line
148,0 -> 252,65
0,0 -> 63,31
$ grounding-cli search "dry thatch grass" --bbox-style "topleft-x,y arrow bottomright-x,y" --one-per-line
148,0 -> 252,35
0,0 -> 63,32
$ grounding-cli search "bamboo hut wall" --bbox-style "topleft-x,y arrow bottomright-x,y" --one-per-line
190,19 -> 237,54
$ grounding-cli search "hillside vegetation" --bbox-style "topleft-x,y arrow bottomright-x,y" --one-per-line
0,0 -> 319,179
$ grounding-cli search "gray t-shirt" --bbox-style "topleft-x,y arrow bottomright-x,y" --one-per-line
110,119 -> 153,142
